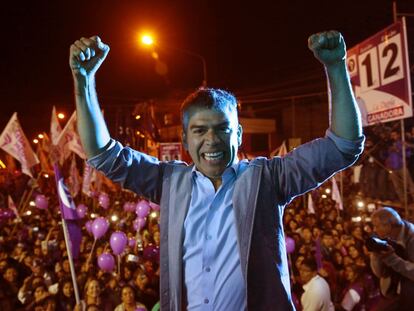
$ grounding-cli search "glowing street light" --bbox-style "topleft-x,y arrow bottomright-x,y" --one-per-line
38,134 -> 44,139
138,31 -> 207,86
57,113 -> 65,120
33,139 -> 39,144
140,33 -> 154,46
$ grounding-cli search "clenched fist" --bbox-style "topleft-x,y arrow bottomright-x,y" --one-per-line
69,36 -> 110,78
308,31 -> 346,67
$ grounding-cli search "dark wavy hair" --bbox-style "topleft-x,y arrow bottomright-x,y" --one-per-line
180,87 -> 239,132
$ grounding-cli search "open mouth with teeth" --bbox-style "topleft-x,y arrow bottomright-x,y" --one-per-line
202,151 -> 225,162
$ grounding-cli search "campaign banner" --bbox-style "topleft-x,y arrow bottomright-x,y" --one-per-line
347,18 -> 412,126
159,143 -> 182,161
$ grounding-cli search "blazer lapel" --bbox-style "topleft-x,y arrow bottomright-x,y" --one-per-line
232,160 -> 263,280
168,165 -> 193,310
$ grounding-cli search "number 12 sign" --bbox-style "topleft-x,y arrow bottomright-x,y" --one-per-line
347,18 -> 412,127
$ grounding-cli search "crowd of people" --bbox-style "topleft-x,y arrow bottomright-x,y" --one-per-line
0,166 -> 161,311
358,123 -> 414,206
285,182 -> 380,310
0,125 -> 413,310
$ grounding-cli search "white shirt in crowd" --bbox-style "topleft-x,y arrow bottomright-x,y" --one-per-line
301,275 -> 334,311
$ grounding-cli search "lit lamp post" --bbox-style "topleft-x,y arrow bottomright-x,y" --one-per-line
139,33 -> 207,87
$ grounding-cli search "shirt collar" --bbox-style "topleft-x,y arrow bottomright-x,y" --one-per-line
191,161 -> 240,181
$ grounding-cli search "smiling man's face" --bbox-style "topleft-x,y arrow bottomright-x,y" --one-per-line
183,106 -> 242,181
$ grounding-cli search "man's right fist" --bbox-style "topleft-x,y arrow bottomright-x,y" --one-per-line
69,36 -> 110,78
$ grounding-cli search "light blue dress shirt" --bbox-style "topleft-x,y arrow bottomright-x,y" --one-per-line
183,164 -> 247,311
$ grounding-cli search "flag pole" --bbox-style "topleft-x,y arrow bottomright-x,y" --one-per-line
53,163 -> 82,306
18,169 -> 44,214
61,218 -> 81,305
87,239 -> 97,266
11,170 -> 44,236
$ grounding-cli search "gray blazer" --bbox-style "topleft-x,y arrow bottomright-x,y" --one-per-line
89,130 -> 364,311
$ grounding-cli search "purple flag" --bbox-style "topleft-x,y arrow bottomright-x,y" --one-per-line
53,164 -> 82,259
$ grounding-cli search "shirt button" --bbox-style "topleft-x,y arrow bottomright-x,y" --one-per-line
204,299 -> 209,304
205,267 -> 211,272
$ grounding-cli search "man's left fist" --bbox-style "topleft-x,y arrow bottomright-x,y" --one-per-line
308,30 -> 346,67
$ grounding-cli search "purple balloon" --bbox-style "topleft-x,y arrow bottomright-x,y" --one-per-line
6,209 -> 15,219
91,217 -> 109,239
98,193 -> 110,210
85,220 -> 93,234
76,204 -> 88,218
128,237 -> 136,248
135,200 -> 150,218
123,202 -> 130,212
149,201 -> 160,212
123,202 -> 135,213
129,202 -> 137,212
133,217 -> 146,232
35,194 -> 48,210
0,209 -> 14,220
97,253 -> 115,272
285,236 -> 295,254
110,231 -> 128,255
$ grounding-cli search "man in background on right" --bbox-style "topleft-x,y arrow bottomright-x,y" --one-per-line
369,207 -> 414,311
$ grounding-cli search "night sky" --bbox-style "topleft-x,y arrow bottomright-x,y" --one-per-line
0,0 -> 412,140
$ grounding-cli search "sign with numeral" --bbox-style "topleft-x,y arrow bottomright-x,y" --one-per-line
347,18 -> 412,126
159,142 -> 182,161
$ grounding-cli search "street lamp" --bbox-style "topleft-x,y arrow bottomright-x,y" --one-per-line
141,34 -> 154,46
138,33 -> 207,87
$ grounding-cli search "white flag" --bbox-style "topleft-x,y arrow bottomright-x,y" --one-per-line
50,106 -> 62,145
0,113 -> 39,177
270,141 -> 287,158
82,162 -> 94,196
8,195 -> 21,221
307,193 -> 315,214
331,176 -> 343,210
56,111 -> 86,160
67,154 -> 81,197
